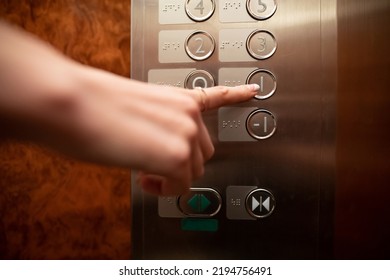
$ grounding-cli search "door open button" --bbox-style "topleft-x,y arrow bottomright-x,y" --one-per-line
178,188 -> 222,217
246,189 -> 275,218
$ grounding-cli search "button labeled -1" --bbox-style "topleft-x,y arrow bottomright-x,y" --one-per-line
178,188 -> 222,217
246,109 -> 277,140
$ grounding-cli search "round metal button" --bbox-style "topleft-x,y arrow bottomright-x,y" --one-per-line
246,30 -> 277,60
246,69 -> 277,100
246,0 -> 277,20
178,188 -> 222,217
185,0 -> 215,22
245,188 -> 276,218
185,31 -> 215,61
184,70 -> 215,89
246,109 -> 277,140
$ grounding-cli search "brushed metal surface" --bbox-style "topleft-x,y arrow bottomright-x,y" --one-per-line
131,0 -> 337,259
335,0 -> 390,259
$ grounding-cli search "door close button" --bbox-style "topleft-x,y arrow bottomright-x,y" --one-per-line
246,189 -> 276,218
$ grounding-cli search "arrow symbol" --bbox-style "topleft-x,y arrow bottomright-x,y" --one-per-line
262,197 -> 270,212
252,197 -> 260,211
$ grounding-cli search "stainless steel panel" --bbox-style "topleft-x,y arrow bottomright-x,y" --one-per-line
131,0 -> 337,259
335,0 -> 390,259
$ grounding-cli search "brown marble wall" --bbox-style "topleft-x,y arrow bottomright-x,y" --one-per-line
0,0 -> 132,259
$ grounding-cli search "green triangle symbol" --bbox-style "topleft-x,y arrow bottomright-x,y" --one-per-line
188,194 -> 211,213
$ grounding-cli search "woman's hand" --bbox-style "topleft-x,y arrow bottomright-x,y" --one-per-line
0,21 -> 259,196
72,69 -> 259,195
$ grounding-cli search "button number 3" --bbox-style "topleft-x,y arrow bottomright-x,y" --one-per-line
258,36 -> 267,53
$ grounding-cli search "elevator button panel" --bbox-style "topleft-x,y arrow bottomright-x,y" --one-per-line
153,1 -> 279,220
159,0 -> 278,24
132,0 -> 336,259
159,186 -> 274,220
159,28 -> 277,63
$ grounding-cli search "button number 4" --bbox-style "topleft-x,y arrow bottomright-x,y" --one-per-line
195,0 -> 204,15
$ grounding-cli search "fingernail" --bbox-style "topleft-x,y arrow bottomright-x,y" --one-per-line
249,84 -> 260,91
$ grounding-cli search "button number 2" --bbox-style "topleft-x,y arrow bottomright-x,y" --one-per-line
195,37 -> 206,54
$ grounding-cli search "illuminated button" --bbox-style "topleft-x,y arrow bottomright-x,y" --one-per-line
185,31 -> 215,61
246,0 -> 277,20
246,69 -> 277,100
185,0 -> 215,22
246,30 -> 277,60
185,69 -> 215,89
178,188 -> 222,217
246,109 -> 277,140
246,189 -> 276,218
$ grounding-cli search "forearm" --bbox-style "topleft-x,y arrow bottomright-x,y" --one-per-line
0,21 -> 84,142
0,20 -> 258,195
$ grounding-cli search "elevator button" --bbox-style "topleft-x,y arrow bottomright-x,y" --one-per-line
246,69 -> 277,99
246,189 -> 275,218
246,0 -> 277,20
226,186 -> 257,220
185,31 -> 215,61
185,0 -> 215,22
185,69 -> 215,89
246,30 -> 277,60
246,109 -> 277,140
178,188 -> 222,217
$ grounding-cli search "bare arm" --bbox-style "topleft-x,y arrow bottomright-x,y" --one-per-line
0,21 -> 259,195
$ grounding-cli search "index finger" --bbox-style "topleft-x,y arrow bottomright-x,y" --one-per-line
188,84 -> 259,111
